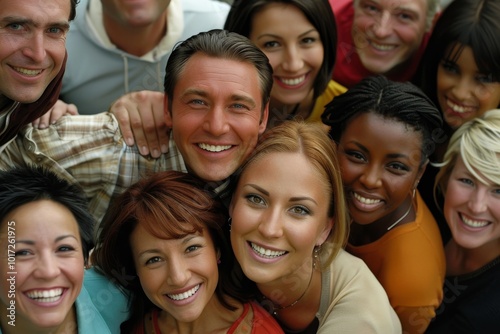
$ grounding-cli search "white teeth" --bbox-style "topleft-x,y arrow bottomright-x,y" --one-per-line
167,284 -> 200,301
14,67 -> 42,76
461,214 -> 489,228
26,288 -> 63,302
370,41 -> 396,51
250,242 -> 286,258
198,143 -> 231,152
446,100 -> 475,114
279,75 -> 305,86
353,192 -> 381,205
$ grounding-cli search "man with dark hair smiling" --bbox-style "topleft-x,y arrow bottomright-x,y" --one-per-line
0,30 -> 272,227
0,0 -> 78,148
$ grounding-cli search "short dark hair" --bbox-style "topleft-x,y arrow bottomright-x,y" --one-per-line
224,0 -> 336,101
70,0 -> 80,21
0,165 -> 94,264
323,75 -> 443,165
416,0 -> 500,111
164,29 -> 273,112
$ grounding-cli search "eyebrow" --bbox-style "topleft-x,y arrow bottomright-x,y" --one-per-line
256,28 -> 318,41
349,141 -> 410,160
16,235 -> 78,245
137,234 -> 201,258
183,88 -> 257,109
245,184 -> 318,205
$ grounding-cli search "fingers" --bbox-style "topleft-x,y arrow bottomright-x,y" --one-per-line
32,100 -> 79,129
110,90 -> 169,158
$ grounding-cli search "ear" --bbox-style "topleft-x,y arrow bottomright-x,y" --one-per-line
164,94 -> 173,128
415,159 -> 429,189
317,217 -> 334,246
258,102 -> 270,135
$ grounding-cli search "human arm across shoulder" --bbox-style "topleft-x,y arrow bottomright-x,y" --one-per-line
317,250 -> 402,334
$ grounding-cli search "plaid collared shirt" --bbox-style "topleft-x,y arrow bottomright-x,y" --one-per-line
0,112 -> 187,226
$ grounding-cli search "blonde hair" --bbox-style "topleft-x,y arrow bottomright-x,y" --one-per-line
236,121 -> 350,268
435,109 -> 500,195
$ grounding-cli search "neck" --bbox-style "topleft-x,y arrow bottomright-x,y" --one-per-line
103,14 -> 167,57
445,239 -> 500,276
350,194 -> 415,245
269,90 -> 315,124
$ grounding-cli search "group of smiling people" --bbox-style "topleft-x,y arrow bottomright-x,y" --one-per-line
1,0 -> 500,333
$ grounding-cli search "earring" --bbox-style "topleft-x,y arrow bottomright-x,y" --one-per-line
227,217 -> 232,232
313,245 -> 321,269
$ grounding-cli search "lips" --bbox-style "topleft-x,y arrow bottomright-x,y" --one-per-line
445,98 -> 477,114
198,143 -> 232,152
369,40 -> 397,52
25,288 -> 64,303
460,213 -> 490,228
277,75 -> 306,86
353,192 -> 382,205
13,67 -> 43,76
250,242 -> 287,259
167,284 -> 200,301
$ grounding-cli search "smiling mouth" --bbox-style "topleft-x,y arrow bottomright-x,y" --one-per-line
446,99 -> 476,114
250,242 -> 287,259
370,41 -> 396,51
198,143 -> 232,152
13,67 -> 43,76
167,284 -> 200,301
460,213 -> 489,228
277,75 -> 306,86
353,192 -> 382,205
26,288 -> 63,303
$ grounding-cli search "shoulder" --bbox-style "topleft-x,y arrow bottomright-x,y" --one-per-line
318,249 -> 402,333
76,268 -> 130,333
181,0 -> 230,14
248,301 -> 284,334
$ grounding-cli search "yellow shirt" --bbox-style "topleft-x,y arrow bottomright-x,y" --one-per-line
306,80 -> 347,122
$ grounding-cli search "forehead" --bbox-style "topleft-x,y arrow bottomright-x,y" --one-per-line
342,112 -> 423,158
0,0 -> 71,23
175,53 -> 263,104
357,0 -> 427,13
251,3 -> 315,34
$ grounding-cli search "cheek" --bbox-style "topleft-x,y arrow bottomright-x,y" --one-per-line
397,28 -> 422,50
477,86 -> 500,111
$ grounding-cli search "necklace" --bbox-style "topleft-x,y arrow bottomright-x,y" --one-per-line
262,267 -> 314,315
386,200 -> 413,231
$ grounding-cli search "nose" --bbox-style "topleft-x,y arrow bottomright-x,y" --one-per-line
21,31 -> 46,63
359,164 -> 383,189
281,46 -> 304,73
467,187 -> 488,214
202,105 -> 230,137
34,253 -> 61,279
257,209 -> 284,239
372,11 -> 393,39
451,77 -> 474,101
166,256 -> 191,287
